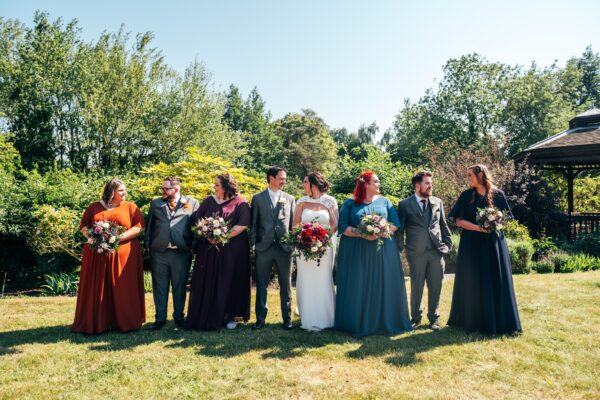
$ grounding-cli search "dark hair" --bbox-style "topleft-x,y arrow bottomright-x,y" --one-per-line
101,178 -> 125,205
217,173 -> 239,199
468,164 -> 495,206
306,171 -> 330,193
163,176 -> 181,187
266,166 -> 287,183
353,170 -> 375,205
411,170 -> 433,187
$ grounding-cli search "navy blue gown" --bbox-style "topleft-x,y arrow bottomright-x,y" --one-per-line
334,197 -> 413,337
447,189 -> 522,334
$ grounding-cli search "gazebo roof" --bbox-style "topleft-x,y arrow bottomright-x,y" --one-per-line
513,108 -> 600,166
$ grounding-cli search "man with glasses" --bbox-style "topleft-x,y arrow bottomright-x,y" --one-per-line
145,176 -> 199,330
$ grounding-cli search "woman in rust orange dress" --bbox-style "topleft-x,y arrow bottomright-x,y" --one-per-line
72,178 -> 146,334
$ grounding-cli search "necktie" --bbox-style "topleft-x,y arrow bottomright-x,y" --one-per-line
169,200 -> 176,210
421,199 -> 427,211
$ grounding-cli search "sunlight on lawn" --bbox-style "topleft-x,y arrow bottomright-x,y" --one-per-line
1,272 -> 599,399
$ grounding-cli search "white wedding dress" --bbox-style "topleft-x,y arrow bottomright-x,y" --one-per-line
295,200 -> 336,331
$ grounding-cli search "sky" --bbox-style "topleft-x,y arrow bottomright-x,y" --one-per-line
2,0 -> 600,135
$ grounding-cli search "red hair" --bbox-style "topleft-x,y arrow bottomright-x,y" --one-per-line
353,171 -> 374,205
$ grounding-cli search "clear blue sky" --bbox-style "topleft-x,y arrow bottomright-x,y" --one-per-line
3,0 -> 600,134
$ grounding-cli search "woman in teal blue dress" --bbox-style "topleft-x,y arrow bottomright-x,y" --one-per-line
334,171 -> 413,337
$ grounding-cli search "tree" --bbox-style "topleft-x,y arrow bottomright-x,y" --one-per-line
502,64 -> 573,155
0,12 -> 83,170
274,109 -> 337,177
222,84 -> 244,131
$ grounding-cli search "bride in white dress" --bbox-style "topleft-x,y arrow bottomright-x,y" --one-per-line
293,172 -> 338,331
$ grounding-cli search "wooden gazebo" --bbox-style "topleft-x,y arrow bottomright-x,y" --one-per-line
514,108 -> 600,239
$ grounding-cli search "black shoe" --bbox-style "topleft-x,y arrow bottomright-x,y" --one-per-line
174,319 -> 185,328
149,321 -> 166,331
252,320 -> 265,330
283,319 -> 293,330
430,321 -> 440,331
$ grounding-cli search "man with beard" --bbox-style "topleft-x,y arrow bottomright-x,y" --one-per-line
145,176 -> 199,330
397,171 -> 452,330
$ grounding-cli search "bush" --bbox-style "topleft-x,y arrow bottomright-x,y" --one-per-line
569,232 -> 600,258
41,272 -> 79,296
503,219 -> 531,242
569,253 -> 597,272
507,239 -> 534,274
136,147 -> 265,210
550,252 -> 576,273
531,259 -> 554,274
532,236 -> 559,260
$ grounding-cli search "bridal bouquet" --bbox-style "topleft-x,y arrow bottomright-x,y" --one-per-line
86,220 -> 125,254
193,214 -> 231,247
476,207 -> 507,232
282,220 -> 331,266
357,213 -> 393,251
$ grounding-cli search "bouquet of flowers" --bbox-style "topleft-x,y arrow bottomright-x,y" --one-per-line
357,213 -> 393,251
476,207 -> 508,232
86,220 -> 125,254
192,214 -> 231,247
282,220 -> 331,266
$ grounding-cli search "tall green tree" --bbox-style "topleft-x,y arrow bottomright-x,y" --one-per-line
274,109 -> 337,177
0,12 -> 83,170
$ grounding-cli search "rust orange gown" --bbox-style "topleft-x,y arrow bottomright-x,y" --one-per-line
72,201 -> 146,334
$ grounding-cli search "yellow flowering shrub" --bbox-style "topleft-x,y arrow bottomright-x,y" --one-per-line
136,147 -> 266,210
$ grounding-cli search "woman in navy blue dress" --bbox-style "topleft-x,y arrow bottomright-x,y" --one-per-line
335,171 -> 412,337
447,164 -> 522,335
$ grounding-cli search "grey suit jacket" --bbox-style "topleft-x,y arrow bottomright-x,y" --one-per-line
250,190 -> 295,253
145,195 -> 199,252
397,194 -> 453,255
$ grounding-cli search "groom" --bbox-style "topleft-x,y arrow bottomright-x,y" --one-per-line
397,171 -> 452,331
250,166 -> 296,330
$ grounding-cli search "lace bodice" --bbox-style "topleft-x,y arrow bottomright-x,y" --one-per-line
301,208 -> 330,225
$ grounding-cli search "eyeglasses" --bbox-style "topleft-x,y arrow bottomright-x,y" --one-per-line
160,187 -> 175,192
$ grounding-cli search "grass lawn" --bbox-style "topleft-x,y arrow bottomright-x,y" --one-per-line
1,271 -> 599,399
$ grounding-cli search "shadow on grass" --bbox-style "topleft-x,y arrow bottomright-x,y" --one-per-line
0,322 -> 499,365
0,321 -> 351,360
346,326 -> 494,366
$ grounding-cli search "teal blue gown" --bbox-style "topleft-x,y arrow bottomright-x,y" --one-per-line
334,197 -> 413,337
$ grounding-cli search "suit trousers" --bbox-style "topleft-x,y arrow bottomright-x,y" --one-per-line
255,244 -> 292,322
406,248 -> 444,324
150,250 -> 192,322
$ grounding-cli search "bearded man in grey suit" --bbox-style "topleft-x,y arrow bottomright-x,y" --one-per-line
397,171 -> 452,331
146,176 -> 199,330
250,166 -> 296,330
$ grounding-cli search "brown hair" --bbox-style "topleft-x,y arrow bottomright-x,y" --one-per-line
411,170 -> 433,187
101,178 -> 125,205
306,171 -> 330,193
217,173 -> 239,199
266,166 -> 287,183
163,176 -> 181,187
468,164 -> 494,206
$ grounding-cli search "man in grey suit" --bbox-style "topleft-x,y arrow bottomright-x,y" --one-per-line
397,171 -> 452,331
250,166 -> 296,330
145,176 -> 199,330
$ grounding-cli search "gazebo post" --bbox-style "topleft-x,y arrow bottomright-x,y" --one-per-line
567,165 -> 574,215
